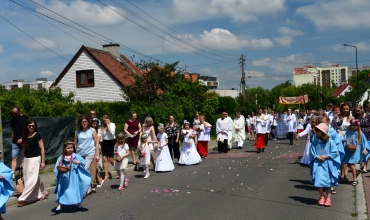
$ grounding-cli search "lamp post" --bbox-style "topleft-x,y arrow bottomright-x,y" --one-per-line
342,44 -> 358,104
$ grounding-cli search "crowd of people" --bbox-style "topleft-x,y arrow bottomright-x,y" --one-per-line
1,102 -> 370,217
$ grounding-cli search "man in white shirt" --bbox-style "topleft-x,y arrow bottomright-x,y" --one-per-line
232,112 -> 245,149
270,110 -> 278,140
284,108 -> 297,145
216,112 -> 230,153
225,112 -> 233,150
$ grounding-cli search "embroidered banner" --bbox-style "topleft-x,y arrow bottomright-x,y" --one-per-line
279,95 -> 309,104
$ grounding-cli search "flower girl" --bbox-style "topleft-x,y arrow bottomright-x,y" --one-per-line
178,120 -> 202,165
155,124 -> 175,172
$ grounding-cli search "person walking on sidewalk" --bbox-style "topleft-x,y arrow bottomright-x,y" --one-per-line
284,108 -> 296,145
124,111 -> 141,166
254,108 -> 267,153
101,115 -> 116,182
114,133 -> 130,191
264,109 -> 272,146
232,112 -> 245,149
10,106 -> 28,174
165,114 -> 180,160
155,124 -> 175,172
309,123 -> 340,207
52,141 -> 91,214
197,115 -> 212,158
225,112 -> 234,150
216,112 -> 230,153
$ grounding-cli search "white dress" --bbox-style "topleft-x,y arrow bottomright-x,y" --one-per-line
179,129 -> 202,165
155,133 -> 175,172
140,143 -> 151,167
298,124 -> 312,165
114,144 -> 129,170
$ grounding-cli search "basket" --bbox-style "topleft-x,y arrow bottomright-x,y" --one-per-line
57,155 -> 72,173
115,156 -> 123,162
346,144 -> 357,152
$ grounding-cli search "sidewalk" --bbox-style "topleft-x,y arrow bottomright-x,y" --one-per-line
7,139 -> 219,206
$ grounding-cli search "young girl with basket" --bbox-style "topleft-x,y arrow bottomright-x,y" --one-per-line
342,119 -> 369,186
155,124 -> 175,172
309,123 -> 340,207
52,140 -> 92,214
114,133 -> 130,191
0,158 -> 14,220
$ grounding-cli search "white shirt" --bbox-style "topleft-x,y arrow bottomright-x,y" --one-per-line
284,114 -> 296,132
255,114 -> 267,134
101,123 -> 116,140
114,143 -> 129,157
157,133 -> 168,147
216,118 -> 230,139
198,124 -> 211,141
246,118 -> 251,126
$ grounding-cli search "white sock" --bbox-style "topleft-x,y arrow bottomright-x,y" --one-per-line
56,204 -> 61,210
146,166 -> 150,174
119,169 -> 125,186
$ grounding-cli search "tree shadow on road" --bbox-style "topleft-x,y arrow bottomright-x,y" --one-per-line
289,179 -> 312,185
293,184 -> 317,191
289,196 -> 317,205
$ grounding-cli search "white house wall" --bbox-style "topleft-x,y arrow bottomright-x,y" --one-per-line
57,51 -> 124,103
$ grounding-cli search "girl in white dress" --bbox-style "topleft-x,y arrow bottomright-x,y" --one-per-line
296,117 -> 318,165
179,120 -> 202,165
155,124 -> 175,172
141,116 -> 158,170
114,133 -> 130,190
139,135 -> 156,179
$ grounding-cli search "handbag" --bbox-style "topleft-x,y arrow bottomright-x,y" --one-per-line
14,170 -> 24,193
57,155 -> 72,173
115,156 -> 123,162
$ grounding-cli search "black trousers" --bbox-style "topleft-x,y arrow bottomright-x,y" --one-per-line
270,126 -> 276,139
288,132 -> 294,144
218,139 -> 228,153
265,133 -> 269,146
168,136 -> 180,159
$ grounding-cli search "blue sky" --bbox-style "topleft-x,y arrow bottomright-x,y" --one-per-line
0,0 -> 369,90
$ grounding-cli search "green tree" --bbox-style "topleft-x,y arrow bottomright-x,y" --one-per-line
343,69 -> 370,106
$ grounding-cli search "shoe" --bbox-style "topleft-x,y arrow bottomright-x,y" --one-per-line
324,199 -> 331,207
92,188 -> 96,193
77,206 -> 83,212
318,196 -> 325,206
237,146 -> 242,149
262,148 -> 265,152
124,178 -> 129,187
17,201 -> 27,207
118,186 -> 124,191
96,183 -> 102,188
144,173 -> 150,179
352,180 -> 359,186
51,207 -> 61,214
204,156 -> 207,159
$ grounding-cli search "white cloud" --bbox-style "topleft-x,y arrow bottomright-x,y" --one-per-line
296,0 -> 370,30
40,0 -> 124,26
332,42 -> 370,52
273,36 -> 293,47
277,26 -> 303,36
170,0 -> 286,22
252,53 -> 315,73
250,38 -> 274,49
17,37 -> 58,50
39,70 -> 56,77
0,44 -> 3,54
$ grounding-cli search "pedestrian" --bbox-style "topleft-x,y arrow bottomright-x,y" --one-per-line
101,115 -> 116,183
10,106 -> 29,174
255,108 -> 267,153
179,120 -> 202,165
165,114 -> 180,160
0,158 -> 14,220
264,109 -> 271,146
17,119 -> 48,207
250,112 -> 256,140
90,118 -> 103,188
225,112 -> 233,150
141,116 -> 158,170
284,108 -> 296,145
89,109 -> 101,126
114,133 -> 130,191
309,123 -> 340,207
196,115 -> 212,158
155,124 -> 175,172
296,117 -> 318,165
246,115 -> 251,137
52,140 -> 91,214
193,111 -> 201,145
342,119 -> 369,186
232,112 -> 245,149
270,111 -> 278,140
74,115 -> 100,196
216,112 -> 230,153
360,103 -> 370,172
124,111 -> 141,166
139,134 -> 156,179
297,116 -> 305,134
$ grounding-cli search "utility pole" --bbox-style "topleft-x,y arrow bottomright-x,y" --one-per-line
239,55 -> 246,96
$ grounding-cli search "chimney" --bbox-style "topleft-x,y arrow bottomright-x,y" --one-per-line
103,43 -> 120,59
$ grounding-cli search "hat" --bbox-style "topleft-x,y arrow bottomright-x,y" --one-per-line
315,123 -> 328,135
158,123 -> 165,130
350,119 -> 360,126
183,120 -> 190,125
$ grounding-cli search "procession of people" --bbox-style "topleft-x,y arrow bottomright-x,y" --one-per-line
2,102 -> 370,217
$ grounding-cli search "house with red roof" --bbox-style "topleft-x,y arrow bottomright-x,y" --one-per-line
332,83 -> 353,98
52,44 -> 141,102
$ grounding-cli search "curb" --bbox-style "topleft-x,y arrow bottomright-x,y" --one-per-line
7,144 -> 218,207
356,164 -> 367,220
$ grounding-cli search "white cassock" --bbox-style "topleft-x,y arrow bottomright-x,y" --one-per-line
284,114 -> 297,133
265,114 -> 272,133
216,118 -> 230,142
232,117 -> 245,147
227,116 -> 233,149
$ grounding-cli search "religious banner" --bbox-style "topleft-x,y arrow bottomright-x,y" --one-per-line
279,95 -> 309,105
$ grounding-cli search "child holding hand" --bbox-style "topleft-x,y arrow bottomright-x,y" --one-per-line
114,133 -> 130,190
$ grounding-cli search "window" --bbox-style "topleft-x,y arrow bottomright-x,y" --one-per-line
76,70 -> 94,87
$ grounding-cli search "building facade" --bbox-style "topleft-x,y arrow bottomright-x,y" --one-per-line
1,78 -> 53,90
293,64 -> 348,88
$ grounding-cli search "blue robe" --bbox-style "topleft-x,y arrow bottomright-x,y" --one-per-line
342,130 -> 369,164
328,127 -> 345,162
0,162 -> 14,214
309,136 -> 340,187
54,153 -> 91,205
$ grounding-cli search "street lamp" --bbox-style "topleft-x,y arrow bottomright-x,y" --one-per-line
342,44 -> 358,104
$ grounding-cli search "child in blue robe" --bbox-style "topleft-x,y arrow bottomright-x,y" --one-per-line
0,160 -> 14,220
52,140 -> 92,214
342,119 -> 369,186
309,123 -> 340,207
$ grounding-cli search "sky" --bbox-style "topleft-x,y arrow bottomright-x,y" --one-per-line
0,0 -> 370,90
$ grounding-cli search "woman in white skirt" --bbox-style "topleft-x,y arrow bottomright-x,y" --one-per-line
155,124 -> 175,172
296,117 -> 318,165
179,120 -> 202,165
114,133 -> 130,191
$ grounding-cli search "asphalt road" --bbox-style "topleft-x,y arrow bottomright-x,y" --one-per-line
5,139 -> 356,220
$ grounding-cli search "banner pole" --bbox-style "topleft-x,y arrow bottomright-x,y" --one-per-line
0,101 -> 3,162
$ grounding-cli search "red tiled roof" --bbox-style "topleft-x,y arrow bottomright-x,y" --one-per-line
54,45 -> 140,87
332,83 -> 352,97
